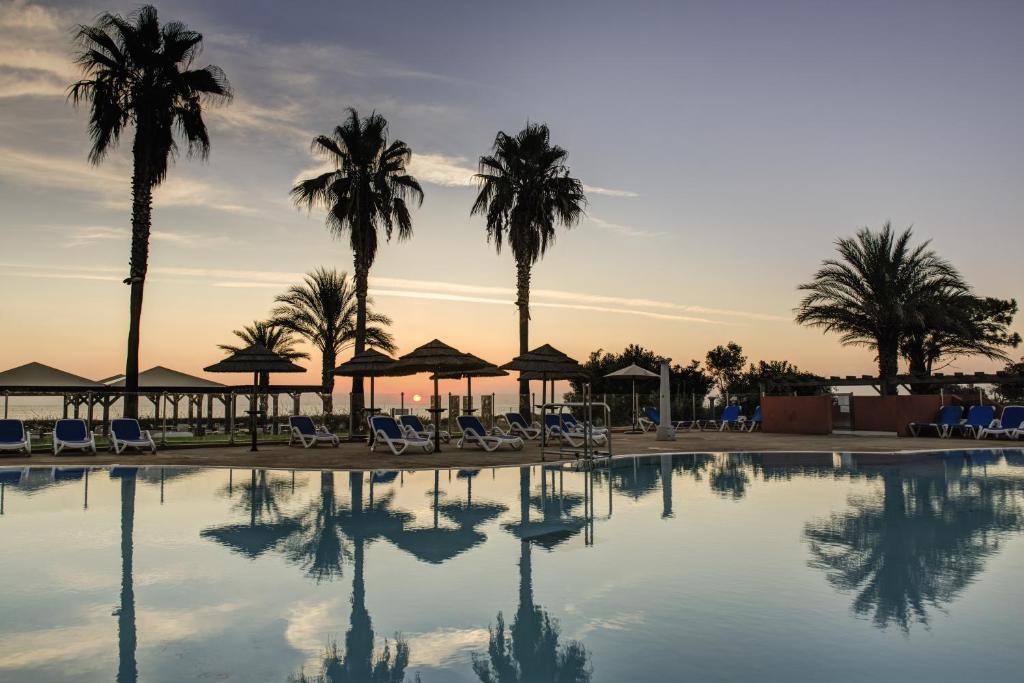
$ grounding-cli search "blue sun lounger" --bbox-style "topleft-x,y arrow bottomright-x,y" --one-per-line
370,415 -> 433,455
0,419 -> 31,455
948,405 -> 996,439
502,412 -> 542,439
288,415 -> 340,448
908,405 -> 963,438
400,414 -> 450,443
977,405 -> 1024,440
544,414 -> 607,447
110,418 -> 156,454
457,415 -> 523,452
638,407 -> 695,432
702,405 -> 743,431
53,419 -> 96,455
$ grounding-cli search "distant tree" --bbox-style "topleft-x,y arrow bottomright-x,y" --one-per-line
69,5 -> 232,417
901,296 -> 1020,379
668,359 -> 715,403
472,123 -> 587,414
995,358 -> 1024,403
795,224 -> 969,395
291,109 -> 422,424
732,360 -> 831,397
572,346 -> 713,403
705,342 -> 747,398
272,268 -> 395,414
218,320 -> 309,389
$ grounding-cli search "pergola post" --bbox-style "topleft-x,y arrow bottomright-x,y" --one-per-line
228,392 -> 236,445
62,394 -> 69,418
272,393 -> 279,434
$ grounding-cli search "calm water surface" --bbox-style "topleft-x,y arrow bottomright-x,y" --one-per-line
1,450 -> 1022,682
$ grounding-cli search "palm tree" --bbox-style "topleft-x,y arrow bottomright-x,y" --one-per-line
795,223 -> 968,395
272,268 -> 395,414
69,6 -> 232,418
218,320 -> 310,390
291,109 -> 422,419
472,123 -> 587,413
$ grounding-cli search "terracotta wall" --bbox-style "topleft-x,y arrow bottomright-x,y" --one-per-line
851,396 -> 943,436
762,396 -> 833,434
852,396 -> 1000,436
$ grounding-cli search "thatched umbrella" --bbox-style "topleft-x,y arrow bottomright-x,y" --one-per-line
432,353 -> 508,414
204,343 -> 306,452
605,363 -> 659,433
502,345 -> 585,447
334,349 -> 397,434
387,340 -> 489,452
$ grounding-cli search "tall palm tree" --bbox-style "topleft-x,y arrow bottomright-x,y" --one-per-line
291,109 -> 422,419
272,268 -> 395,414
218,320 -> 310,389
69,5 -> 232,418
795,223 -> 968,395
472,123 -> 587,413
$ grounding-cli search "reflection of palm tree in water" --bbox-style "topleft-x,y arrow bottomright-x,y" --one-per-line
290,472 -> 411,682
285,471 -> 349,582
709,456 -> 749,499
115,469 -> 137,683
805,468 -> 1023,631
473,468 -> 592,682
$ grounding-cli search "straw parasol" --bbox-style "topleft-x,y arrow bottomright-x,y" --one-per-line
604,363 -> 659,433
333,349 -> 397,416
387,340 -> 489,451
432,353 -> 507,414
204,343 -> 306,452
502,345 -> 586,446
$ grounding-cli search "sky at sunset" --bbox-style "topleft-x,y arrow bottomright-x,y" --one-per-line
1,0 -> 1022,398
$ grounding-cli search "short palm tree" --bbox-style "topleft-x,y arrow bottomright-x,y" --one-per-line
472,123 -> 586,413
272,268 -> 395,414
69,5 -> 232,418
291,109 -> 422,417
795,223 -> 968,394
218,320 -> 310,389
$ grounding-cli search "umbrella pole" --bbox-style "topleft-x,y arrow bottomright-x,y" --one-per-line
467,376 -> 472,415
434,376 -> 442,452
370,376 -> 375,412
250,371 -> 258,452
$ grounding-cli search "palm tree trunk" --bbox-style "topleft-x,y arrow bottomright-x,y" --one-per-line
877,340 -> 899,396
123,143 -> 153,419
516,259 -> 531,415
118,472 -> 137,683
351,256 -> 368,432
321,347 -> 336,414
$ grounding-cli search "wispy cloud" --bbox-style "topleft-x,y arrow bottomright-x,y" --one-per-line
583,184 -> 639,198
588,215 -> 667,238
0,146 -> 261,215
0,1 -> 82,99
61,225 -> 226,248
0,263 -> 783,324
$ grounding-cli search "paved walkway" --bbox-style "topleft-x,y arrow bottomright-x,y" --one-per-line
0,430 -> 1004,471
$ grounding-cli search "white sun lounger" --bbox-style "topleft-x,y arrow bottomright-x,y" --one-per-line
53,419 -> 96,455
0,419 -> 31,455
457,416 -> 523,452
371,416 -> 434,455
109,418 -> 156,454
288,415 -> 340,448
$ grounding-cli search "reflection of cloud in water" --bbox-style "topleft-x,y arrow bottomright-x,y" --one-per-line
284,597 -> 347,670
0,601 -> 243,670
405,627 -> 490,668
572,611 -> 646,640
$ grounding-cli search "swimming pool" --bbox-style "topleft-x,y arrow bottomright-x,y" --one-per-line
1,450 -> 1022,681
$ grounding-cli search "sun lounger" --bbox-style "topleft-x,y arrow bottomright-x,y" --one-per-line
399,415 -> 450,443
908,405 -> 963,438
288,415 -> 340,448
977,406 -> 1024,440
0,419 -> 31,455
457,416 -> 523,451
503,412 -> 542,439
544,414 -> 608,448
370,415 -> 434,455
560,413 -> 609,435
744,405 -> 762,432
948,405 -> 996,439
638,407 -> 695,432
109,418 -> 156,454
702,405 -> 743,431
53,419 -> 96,455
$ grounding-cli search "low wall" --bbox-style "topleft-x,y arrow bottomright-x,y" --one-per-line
762,396 -> 833,435
852,396 -> 942,436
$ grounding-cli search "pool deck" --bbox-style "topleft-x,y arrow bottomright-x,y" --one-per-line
0,430 -> 1006,470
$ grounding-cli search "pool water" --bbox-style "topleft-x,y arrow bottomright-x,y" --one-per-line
1,450 -> 1022,682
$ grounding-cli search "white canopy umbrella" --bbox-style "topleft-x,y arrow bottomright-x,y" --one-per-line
604,363 -> 659,433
